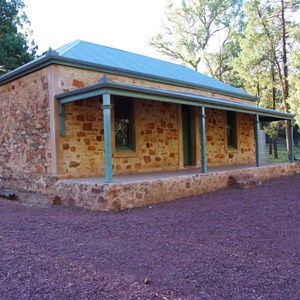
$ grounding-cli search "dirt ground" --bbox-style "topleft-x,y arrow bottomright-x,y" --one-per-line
1,174 -> 300,300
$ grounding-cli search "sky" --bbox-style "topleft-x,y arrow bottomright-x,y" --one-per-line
23,0 -> 171,59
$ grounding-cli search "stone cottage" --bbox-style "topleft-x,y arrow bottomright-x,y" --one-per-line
0,40 -> 297,210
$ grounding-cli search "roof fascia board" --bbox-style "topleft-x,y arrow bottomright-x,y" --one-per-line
128,90 -> 294,120
56,81 -> 295,121
0,54 -> 65,85
108,83 -> 295,120
1,55 -> 257,102
205,102 -> 294,120
59,88 -> 108,103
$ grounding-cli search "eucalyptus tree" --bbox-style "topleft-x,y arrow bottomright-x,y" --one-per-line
289,33 -> 300,128
150,0 -> 244,77
202,30 -> 245,86
233,0 -> 300,158
0,0 -> 37,75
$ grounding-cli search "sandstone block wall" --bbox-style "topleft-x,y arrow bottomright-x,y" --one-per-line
59,98 -> 180,177
58,97 -> 256,178
54,65 -> 256,179
114,100 -> 180,173
206,109 -> 255,166
58,98 -> 105,177
0,68 -> 53,192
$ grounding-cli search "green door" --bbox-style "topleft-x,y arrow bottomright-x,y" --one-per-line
182,105 -> 191,166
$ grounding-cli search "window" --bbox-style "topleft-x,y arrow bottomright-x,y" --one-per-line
227,111 -> 237,148
114,96 -> 134,151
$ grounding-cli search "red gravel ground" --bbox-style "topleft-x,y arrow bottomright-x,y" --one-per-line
1,174 -> 300,300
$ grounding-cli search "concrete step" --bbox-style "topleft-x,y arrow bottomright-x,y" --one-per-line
228,173 -> 261,189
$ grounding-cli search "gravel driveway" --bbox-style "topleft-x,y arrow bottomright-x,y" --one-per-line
1,174 -> 300,300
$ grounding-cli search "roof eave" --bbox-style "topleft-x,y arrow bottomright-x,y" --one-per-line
0,53 -> 59,85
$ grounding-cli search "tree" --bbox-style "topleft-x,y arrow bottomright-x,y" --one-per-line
232,0 -> 300,158
150,0 -> 243,74
0,0 -> 37,75
203,33 -> 244,86
289,32 -> 300,127
264,122 -> 279,158
232,1 -> 277,107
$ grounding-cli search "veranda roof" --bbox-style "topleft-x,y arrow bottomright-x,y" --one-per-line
56,76 -> 295,122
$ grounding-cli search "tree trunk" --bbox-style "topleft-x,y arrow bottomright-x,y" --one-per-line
280,0 -> 291,159
294,126 -> 299,146
269,137 -> 273,155
273,138 -> 278,159
271,65 -> 276,110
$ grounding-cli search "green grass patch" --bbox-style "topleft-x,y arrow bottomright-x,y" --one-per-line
265,141 -> 300,163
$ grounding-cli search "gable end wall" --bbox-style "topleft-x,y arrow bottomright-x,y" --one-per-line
0,67 -> 55,192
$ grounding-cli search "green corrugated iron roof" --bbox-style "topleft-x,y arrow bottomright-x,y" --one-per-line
0,39 -> 257,101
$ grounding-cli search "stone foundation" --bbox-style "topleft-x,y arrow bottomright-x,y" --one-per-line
52,163 -> 299,211
0,173 -> 57,194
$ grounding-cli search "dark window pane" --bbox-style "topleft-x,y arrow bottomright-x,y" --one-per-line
227,111 -> 237,148
115,97 -> 133,150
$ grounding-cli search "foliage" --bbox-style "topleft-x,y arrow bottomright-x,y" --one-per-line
264,122 -> 279,139
150,0 -> 243,75
233,0 -> 299,155
0,0 -> 37,75
232,1 -> 275,107
288,36 -> 300,126
233,0 -> 298,106
202,34 -> 244,87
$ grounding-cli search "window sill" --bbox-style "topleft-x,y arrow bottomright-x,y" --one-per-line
113,150 -> 138,158
226,147 -> 239,153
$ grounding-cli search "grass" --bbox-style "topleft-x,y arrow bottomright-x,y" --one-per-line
265,139 -> 300,163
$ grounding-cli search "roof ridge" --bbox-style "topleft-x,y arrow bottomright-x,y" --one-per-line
61,39 -> 187,68
56,40 -> 82,56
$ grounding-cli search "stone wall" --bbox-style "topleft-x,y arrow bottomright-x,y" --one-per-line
113,100 -> 180,173
59,98 -> 180,177
54,163 -> 299,211
206,109 -> 255,166
0,68 -> 53,192
58,96 -> 256,178
58,98 -> 104,177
